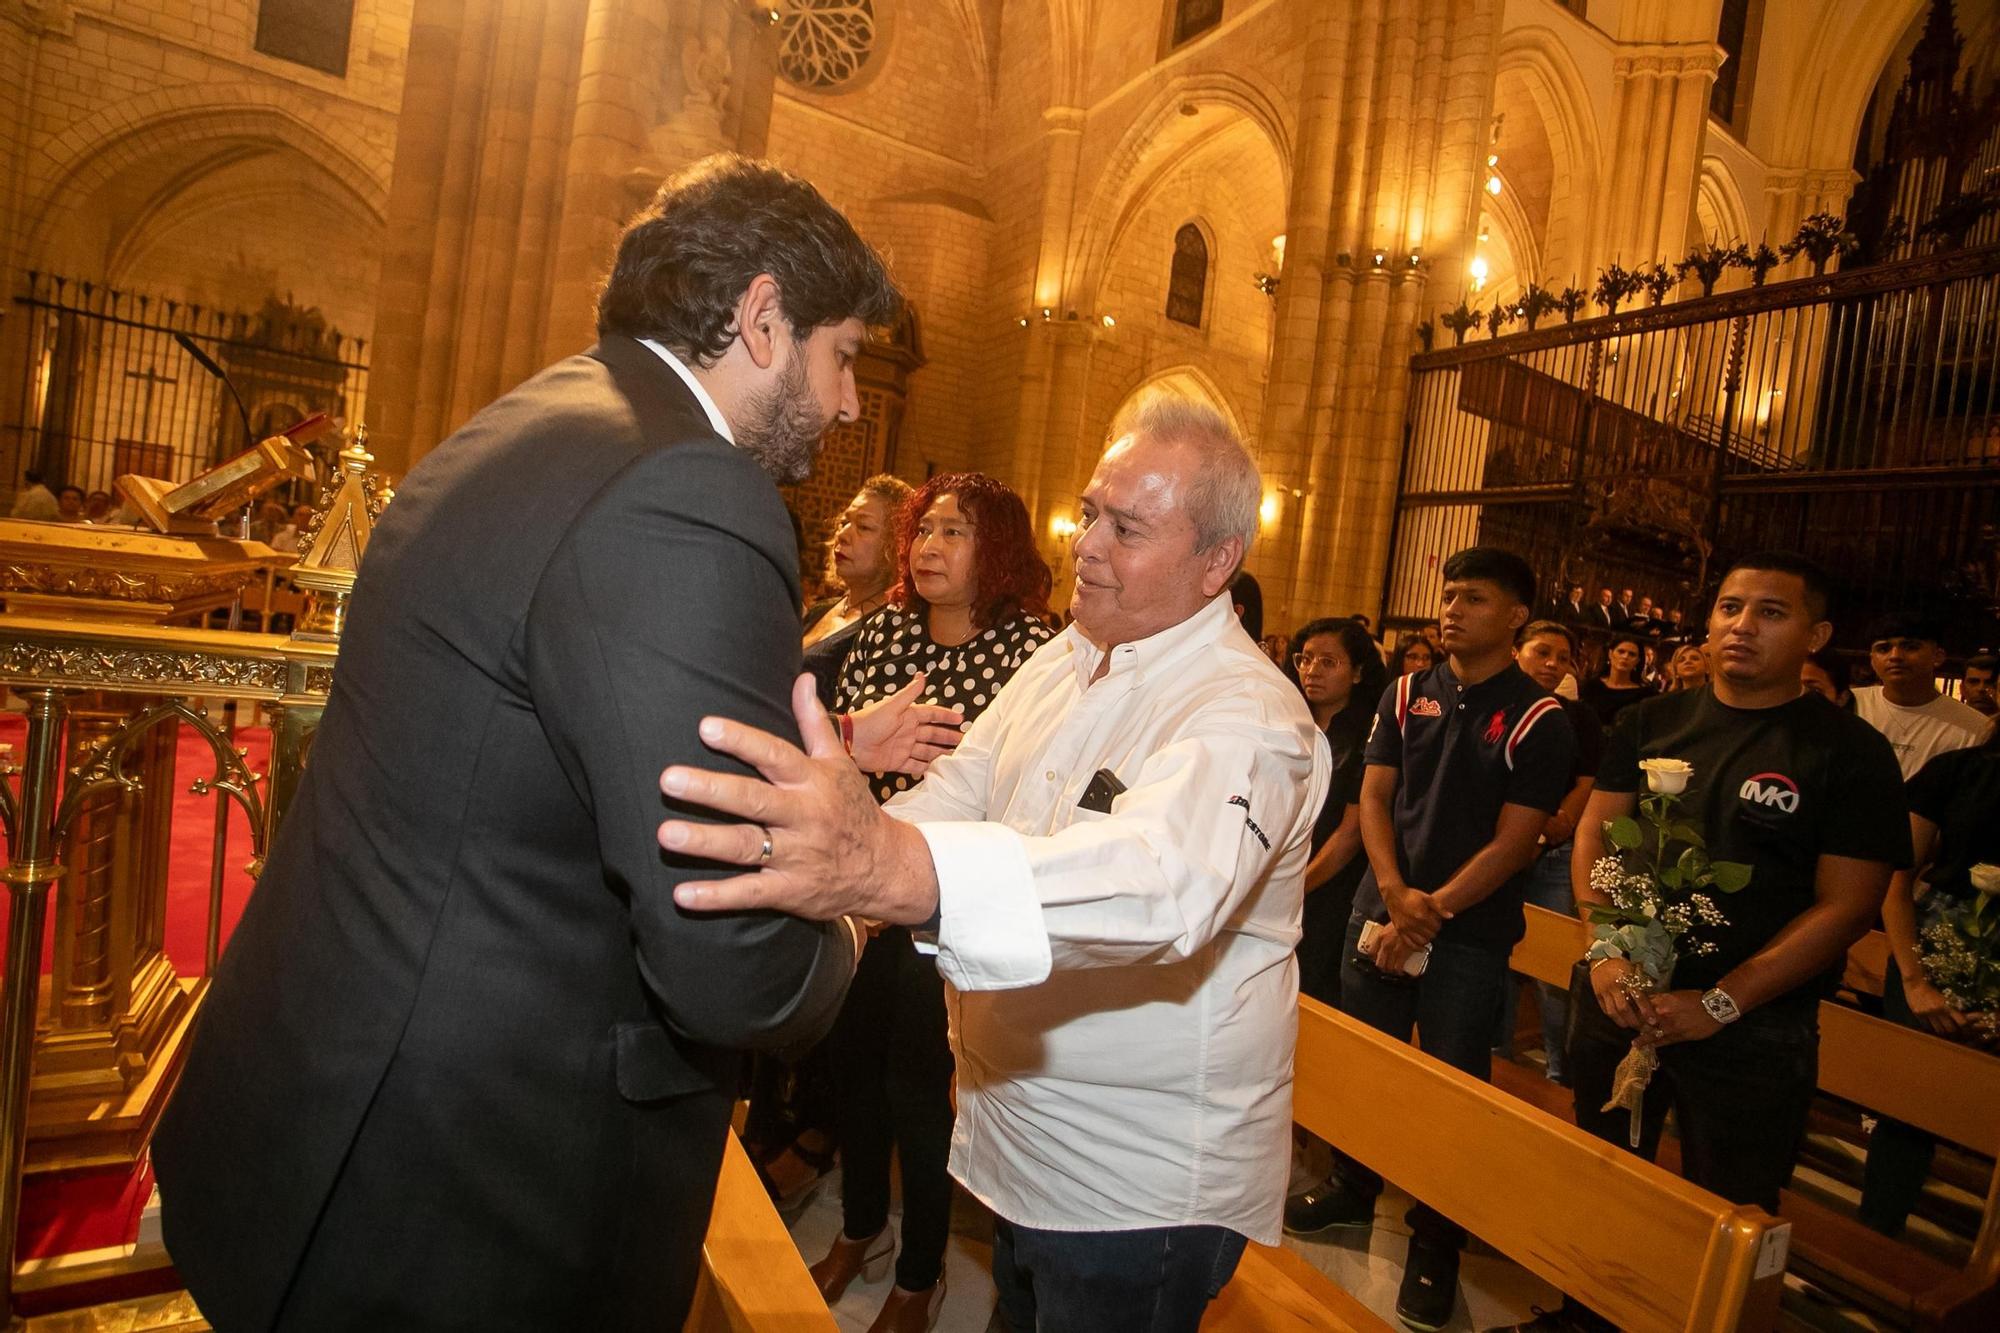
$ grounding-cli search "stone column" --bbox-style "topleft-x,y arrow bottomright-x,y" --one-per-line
1006,105 -> 1089,533
1601,45 -> 1722,268
1275,0 -> 1501,625
1255,6 -> 1349,626
367,0 -> 592,476
368,0 -> 777,474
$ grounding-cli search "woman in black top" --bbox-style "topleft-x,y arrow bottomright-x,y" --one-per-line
1287,618 -> 1389,1004
801,475 -> 913,707
745,474 -> 913,1208
1583,631 -> 1652,727
808,473 -> 1055,1330
1861,717 -> 2000,1234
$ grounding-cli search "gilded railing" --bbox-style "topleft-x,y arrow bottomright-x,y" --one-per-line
0,617 -> 334,1325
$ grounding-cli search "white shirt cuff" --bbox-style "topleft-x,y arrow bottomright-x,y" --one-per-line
912,821 -> 1052,991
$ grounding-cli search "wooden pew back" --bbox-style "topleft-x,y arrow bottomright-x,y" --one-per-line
1510,905 -> 2000,1325
1296,997 -> 1789,1333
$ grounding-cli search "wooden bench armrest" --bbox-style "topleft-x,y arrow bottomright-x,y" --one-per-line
685,1134 -> 837,1332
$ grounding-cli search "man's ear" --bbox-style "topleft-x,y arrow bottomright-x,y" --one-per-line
1806,620 -> 1834,655
733,274 -> 785,371
1202,538 -> 1245,598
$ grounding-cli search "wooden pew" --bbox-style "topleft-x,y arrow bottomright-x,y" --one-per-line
1291,997 -> 1788,1333
1204,1238 -> 1394,1331
1509,905 -> 2000,1332
684,1134 -> 836,1333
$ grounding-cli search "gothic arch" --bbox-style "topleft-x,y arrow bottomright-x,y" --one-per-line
1494,25 -> 1605,283
1104,363 -> 1246,445
1695,157 -> 1753,247
1066,70 -> 1294,310
1772,0 -> 1929,168
23,83 -> 389,265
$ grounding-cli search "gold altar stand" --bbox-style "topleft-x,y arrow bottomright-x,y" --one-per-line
0,433 -> 372,1326
0,520 -> 296,1175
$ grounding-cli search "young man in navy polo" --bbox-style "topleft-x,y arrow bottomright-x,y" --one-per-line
1286,547 -> 1576,1332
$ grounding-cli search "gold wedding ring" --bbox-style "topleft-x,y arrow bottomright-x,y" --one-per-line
757,827 -> 774,865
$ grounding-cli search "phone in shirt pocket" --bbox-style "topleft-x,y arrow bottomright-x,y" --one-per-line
1077,768 -> 1126,814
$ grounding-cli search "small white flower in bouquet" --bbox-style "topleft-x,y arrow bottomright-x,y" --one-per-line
1585,759 -> 1752,1144
1918,863 -> 2000,1044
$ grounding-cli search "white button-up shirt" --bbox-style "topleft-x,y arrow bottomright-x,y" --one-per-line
887,594 -> 1329,1244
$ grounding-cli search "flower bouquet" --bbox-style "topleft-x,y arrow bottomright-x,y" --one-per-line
1584,758 -> 1752,1144
1916,863 -> 2000,1045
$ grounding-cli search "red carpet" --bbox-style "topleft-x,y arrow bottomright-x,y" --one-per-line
1,708 -> 269,1266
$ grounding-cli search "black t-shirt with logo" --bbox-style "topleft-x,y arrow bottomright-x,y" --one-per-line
1905,744 -> 2000,903
1597,688 -> 1912,1016
1352,661 -> 1577,949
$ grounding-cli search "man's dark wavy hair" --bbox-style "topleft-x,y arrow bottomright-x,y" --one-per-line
597,154 -> 902,363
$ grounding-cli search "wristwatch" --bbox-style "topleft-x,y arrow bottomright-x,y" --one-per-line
1700,987 -> 1742,1025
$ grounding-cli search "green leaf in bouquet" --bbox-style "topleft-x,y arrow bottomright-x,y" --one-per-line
1709,860 -> 1753,894
1583,904 -> 1629,925
1659,866 -> 1683,890
1669,822 -> 1707,849
1605,815 -> 1643,850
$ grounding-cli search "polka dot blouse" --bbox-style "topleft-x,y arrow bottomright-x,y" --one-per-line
834,604 -> 1057,803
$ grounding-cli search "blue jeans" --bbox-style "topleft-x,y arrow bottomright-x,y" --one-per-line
1495,844 -> 1574,1079
1331,914 -> 1512,1251
990,1219 -> 1247,1333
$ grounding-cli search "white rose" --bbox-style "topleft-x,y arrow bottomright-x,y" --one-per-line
1639,757 -> 1693,795
1970,863 -> 2000,895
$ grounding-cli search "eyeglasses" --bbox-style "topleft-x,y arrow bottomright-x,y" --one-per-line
1294,653 -> 1344,673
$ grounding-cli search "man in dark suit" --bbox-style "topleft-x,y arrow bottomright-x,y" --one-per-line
1545,581 -> 1586,623
1591,587 -> 1616,629
153,156 -> 949,1330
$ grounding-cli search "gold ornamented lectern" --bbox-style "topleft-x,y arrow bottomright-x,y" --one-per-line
0,428 -> 376,1325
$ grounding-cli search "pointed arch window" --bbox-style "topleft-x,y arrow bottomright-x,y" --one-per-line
1166,224 -> 1209,327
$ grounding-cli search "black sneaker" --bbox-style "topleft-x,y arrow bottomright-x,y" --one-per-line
1282,1176 -> 1375,1235
1485,1300 -> 1616,1333
1395,1240 -> 1460,1332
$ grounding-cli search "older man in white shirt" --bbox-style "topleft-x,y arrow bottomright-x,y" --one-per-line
661,397 -> 1329,1330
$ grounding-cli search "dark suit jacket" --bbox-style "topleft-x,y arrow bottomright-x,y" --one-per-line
153,337 -> 854,1330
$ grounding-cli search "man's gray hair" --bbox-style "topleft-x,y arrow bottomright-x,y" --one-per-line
1110,393 -> 1261,555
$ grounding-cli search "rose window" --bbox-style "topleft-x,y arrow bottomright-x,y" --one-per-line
775,0 -> 877,91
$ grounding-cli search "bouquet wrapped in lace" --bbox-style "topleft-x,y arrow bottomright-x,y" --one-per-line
1584,759 -> 1752,1144
1917,863 -> 2000,1045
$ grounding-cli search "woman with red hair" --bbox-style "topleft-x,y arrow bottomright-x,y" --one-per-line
809,472 -> 1054,1332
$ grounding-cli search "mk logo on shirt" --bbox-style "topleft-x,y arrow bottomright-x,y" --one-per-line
1738,771 -> 1801,814
1408,696 -> 1443,718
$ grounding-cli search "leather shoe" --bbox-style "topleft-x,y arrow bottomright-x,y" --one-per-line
866,1277 -> 945,1333
808,1227 -> 893,1304
1283,1176 -> 1376,1235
